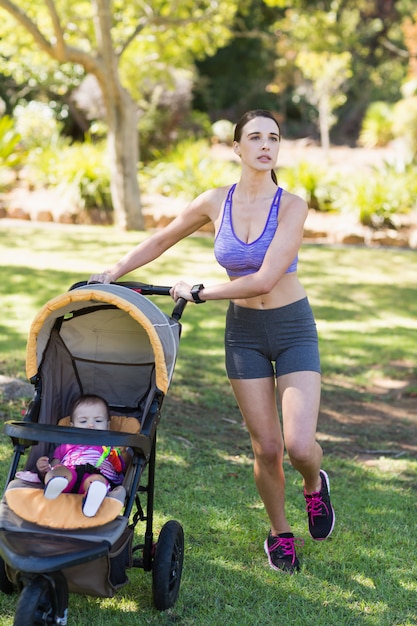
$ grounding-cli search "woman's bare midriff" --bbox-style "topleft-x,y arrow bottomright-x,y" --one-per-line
231,272 -> 307,310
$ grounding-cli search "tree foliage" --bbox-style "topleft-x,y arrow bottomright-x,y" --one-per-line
0,0 -> 241,229
262,0 -> 410,139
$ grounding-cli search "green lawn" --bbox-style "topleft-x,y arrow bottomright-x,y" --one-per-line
0,220 -> 416,626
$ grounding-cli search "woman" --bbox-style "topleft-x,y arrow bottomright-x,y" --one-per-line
89,109 -> 335,572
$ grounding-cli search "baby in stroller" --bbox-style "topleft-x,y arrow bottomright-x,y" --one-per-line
36,394 -> 128,517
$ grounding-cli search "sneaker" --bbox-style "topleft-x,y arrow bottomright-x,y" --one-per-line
44,475 -> 68,500
304,469 -> 335,540
264,531 -> 302,573
82,481 -> 108,517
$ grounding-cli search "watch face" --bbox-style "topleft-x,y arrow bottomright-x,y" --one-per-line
191,284 -> 204,302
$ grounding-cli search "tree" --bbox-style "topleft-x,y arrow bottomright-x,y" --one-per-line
295,50 -> 352,154
0,1 -> 240,229
264,0 -> 411,142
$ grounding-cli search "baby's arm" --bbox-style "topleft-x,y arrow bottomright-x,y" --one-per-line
36,456 -> 51,474
120,447 -> 132,467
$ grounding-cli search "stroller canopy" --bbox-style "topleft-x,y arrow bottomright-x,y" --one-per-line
26,284 -> 181,408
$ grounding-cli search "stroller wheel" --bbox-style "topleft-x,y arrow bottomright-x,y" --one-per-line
14,573 -> 68,626
152,520 -> 184,611
0,556 -> 14,595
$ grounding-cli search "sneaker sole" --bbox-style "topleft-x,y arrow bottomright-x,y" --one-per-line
82,481 -> 108,517
311,469 -> 335,541
44,476 -> 68,500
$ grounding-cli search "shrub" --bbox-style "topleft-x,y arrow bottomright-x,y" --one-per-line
25,139 -> 112,215
358,101 -> 394,148
392,96 -> 417,158
211,119 -> 234,145
336,162 -> 417,228
0,115 -> 24,175
140,139 -> 239,199
279,161 -> 339,212
14,101 -> 65,151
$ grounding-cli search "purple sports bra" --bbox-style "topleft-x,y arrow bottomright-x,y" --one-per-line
214,184 -> 298,277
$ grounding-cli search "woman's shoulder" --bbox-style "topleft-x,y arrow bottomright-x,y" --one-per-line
187,184 -> 235,218
195,184 -> 234,205
280,187 -> 308,212
278,188 -> 309,228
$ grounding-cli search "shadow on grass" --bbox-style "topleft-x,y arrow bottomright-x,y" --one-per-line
122,423 -> 417,626
1,239 -> 416,624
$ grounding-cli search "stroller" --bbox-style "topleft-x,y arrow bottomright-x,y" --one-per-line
0,281 -> 187,625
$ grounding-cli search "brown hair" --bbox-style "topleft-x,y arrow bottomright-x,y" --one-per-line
70,394 -> 110,421
234,109 -> 281,184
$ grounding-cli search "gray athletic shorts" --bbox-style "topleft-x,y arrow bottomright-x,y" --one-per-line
225,297 -> 321,379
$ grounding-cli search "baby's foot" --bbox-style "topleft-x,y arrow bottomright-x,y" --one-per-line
82,481 -> 108,517
107,485 -> 126,503
44,476 -> 68,500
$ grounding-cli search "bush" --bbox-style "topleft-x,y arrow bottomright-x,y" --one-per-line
140,139 -> 239,199
0,114 -> 24,175
211,119 -> 234,145
25,139 -> 112,215
14,101 -> 65,152
392,96 -> 417,158
336,162 -> 417,228
358,101 -> 394,148
279,161 -> 339,212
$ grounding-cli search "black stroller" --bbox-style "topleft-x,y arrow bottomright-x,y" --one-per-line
0,281 -> 187,625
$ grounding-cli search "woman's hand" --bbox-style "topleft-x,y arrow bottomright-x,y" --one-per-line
87,271 -> 114,284
169,281 -> 193,302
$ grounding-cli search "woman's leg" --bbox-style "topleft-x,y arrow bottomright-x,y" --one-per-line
278,370 -> 322,493
229,376 -> 290,536
278,370 -> 335,540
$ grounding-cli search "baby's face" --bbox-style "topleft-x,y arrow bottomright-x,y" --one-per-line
71,402 -> 109,430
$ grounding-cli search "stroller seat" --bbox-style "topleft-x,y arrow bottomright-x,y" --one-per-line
4,414 -> 140,530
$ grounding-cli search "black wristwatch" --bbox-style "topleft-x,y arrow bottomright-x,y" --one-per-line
190,284 -> 206,304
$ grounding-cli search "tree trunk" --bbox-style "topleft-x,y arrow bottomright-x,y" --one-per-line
318,93 -> 330,160
104,86 -> 144,230
92,0 -> 144,231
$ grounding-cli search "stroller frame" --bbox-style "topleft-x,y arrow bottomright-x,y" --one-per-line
0,282 -> 187,625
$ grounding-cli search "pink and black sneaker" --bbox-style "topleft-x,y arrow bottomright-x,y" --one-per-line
304,469 -> 335,540
264,532 -> 302,573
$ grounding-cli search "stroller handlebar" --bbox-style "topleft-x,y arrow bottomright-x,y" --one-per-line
70,280 -> 188,321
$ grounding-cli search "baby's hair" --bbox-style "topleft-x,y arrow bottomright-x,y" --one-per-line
70,394 -> 110,421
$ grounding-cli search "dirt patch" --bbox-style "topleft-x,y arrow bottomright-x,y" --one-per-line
318,368 -> 417,464
0,376 -> 33,401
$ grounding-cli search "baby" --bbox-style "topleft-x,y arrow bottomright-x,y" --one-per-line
36,394 -> 127,517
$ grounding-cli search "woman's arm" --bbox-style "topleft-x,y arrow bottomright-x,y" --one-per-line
172,193 -> 308,302
89,189 -> 222,283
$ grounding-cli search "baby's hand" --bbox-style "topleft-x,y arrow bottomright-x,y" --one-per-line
36,456 -> 51,473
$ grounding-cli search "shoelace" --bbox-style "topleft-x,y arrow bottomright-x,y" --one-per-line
305,492 -> 330,525
268,536 -> 304,565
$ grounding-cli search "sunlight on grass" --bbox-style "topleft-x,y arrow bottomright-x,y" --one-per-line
351,573 -> 377,589
0,223 -> 416,626
399,580 -> 417,592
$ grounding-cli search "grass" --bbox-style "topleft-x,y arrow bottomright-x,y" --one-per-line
0,220 -> 417,625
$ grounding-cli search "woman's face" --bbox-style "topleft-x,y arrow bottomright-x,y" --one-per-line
233,116 -> 280,173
